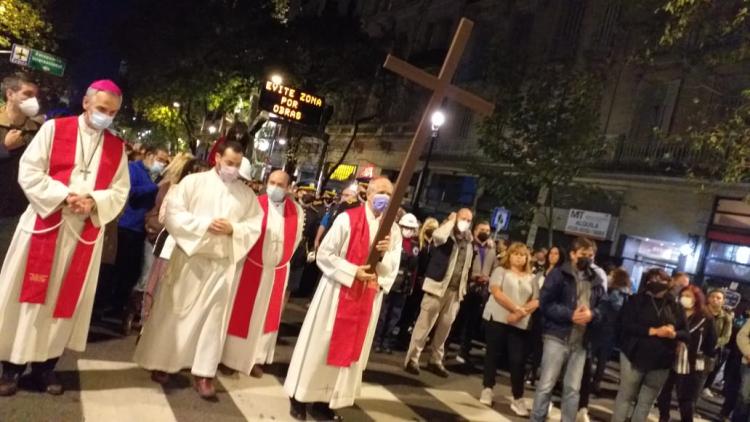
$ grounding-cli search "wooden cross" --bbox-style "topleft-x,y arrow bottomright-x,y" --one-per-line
366,17 -> 495,267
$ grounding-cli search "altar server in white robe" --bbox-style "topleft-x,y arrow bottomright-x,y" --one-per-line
0,80 -> 129,397
284,177 -> 402,421
133,141 -> 262,400
222,170 -> 304,378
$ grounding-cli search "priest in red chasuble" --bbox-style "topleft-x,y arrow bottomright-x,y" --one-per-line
0,80 -> 130,396
222,170 -> 304,378
284,177 -> 402,421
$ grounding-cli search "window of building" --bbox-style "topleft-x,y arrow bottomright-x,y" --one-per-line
551,0 -> 586,60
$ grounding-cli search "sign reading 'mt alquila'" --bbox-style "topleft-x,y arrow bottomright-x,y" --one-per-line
565,209 -> 612,240
258,81 -> 325,127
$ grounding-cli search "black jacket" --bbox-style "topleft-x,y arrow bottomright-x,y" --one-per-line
539,262 -> 607,342
424,237 -> 457,282
618,292 -> 690,372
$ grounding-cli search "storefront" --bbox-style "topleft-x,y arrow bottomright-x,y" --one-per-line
701,197 -> 750,301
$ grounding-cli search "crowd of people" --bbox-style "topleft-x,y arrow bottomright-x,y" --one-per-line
2,72 -> 750,422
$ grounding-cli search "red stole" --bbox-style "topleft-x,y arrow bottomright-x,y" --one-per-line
327,205 -> 379,368
227,195 -> 298,338
19,117 -> 123,318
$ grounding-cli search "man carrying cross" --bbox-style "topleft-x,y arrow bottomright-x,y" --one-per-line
0,80 -> 130,396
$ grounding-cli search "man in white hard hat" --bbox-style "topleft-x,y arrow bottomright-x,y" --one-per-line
373,213 -> 421,354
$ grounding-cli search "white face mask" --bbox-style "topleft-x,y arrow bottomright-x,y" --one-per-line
401,228 -> 416,239
267,185 -> 286,203
89,110 -> 114,130
218,164 -> 239,183
457,220 -> 471,233
19,97 -> 40,117
680,296 -> 695,309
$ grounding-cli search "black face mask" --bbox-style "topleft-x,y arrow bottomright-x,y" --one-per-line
477,232 -> 490,242
358,193 -> 367,202
576,257 -> 592,271
646,282 -> 669,295
425,229 -> 435,237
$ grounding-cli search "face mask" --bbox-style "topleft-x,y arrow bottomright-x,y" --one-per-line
425,229 -> 435,237
267,185 -> 286,202
89,111 -> 114,130
680,296 -> 695,309
456,220 -> 471,233
358,192 -> 367,202
477,232 -> 490,242
401,228 -> 416,239
150,161 -> 165,175
19,97 -> 40,117
371,194 -> 390,213
218,164 -> 239,183
576,257 -> 592,271
300,194 -> 314,204
646,282 -> 669,295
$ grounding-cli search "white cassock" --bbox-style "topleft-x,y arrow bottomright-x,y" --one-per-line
0,116 -> 129,364
133,170 -> 262,377
284,205 -> 401,409
221,198 -> 304,374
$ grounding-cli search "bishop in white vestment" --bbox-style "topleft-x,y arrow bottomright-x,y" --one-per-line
222,171 -> 304,377
284,177 -> 401,420
0,81 -> 129,396
133,141 -> 262,400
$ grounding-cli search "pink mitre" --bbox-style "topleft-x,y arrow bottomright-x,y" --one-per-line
89,79 -> 122,96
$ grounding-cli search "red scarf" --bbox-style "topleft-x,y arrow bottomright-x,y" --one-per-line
227,194 -> 298,338
327,205 -> 379,367
19,116 -> 123,318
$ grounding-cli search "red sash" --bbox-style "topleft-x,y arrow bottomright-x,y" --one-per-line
327,205 -> 378,367
227,195 -> 298,338
19,117 -> 123,319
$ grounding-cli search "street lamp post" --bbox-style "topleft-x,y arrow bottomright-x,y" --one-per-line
411,111 -> 445,211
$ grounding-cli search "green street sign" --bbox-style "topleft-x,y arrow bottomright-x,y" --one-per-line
10,44 -> 66,77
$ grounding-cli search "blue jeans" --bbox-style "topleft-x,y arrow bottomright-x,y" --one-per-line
733,365 -> 750,422
612,353 -> 670,422
530,337 -> 587,422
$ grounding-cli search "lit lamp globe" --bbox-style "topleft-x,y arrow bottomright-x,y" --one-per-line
431,111 -> 446,130
207,125 -> 217,135
278,138 -> 287,146
271,75 -> 283,85
256,139 -> 270,152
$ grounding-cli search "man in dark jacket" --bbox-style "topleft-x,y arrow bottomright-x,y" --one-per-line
530,237 -> 606,422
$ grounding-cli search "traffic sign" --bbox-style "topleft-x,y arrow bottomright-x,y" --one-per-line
10,44 -> 66,77
491,207 -> 511,231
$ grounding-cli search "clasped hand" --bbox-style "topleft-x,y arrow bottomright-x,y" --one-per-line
355,265 -> 379,290
650,324 -> 676,339
208,218 -> 233,235
65,194 -> 95,215
572,305 -> 593,326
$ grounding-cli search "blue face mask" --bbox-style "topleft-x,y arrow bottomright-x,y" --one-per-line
89,111 -> 114,130
372,194 -> 390,213
150,161 -> 165,175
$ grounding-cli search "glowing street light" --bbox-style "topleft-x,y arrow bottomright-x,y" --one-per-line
431,110 -> 446,130
207,125 -> 217,135
173,102 -> 181,108
278,138 -> 287,146
271,74 -> 283,85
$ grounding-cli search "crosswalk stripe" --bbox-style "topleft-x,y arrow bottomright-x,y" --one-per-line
426,388 -> 512,422
218,372 -> 293,420
358,383 -> 423,421
77,359 -> 178,422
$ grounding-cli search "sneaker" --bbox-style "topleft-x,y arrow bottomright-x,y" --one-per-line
576,408 -> 591,422
703,388 -> 715,398
479,388 -> 493,406
455,354 -> 466,365
510,398 -> 529,417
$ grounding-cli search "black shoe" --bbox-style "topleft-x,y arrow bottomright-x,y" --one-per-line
426,362 -> 449,378
404,361 -> 420,375
374,345 -> 383,354
290,397 -> 307,420
310,402 -> 343,421
22,371 -> 63,395
0,377 -> 18,397
383,346 -> 393,355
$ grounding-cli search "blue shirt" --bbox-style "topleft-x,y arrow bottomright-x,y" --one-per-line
118,160 -> 158,233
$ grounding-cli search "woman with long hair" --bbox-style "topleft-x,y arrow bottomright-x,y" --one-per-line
480,242 -> 540,416
656,285 -> 717,422
591,268 -> 631,393
526,246 -> 566,385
